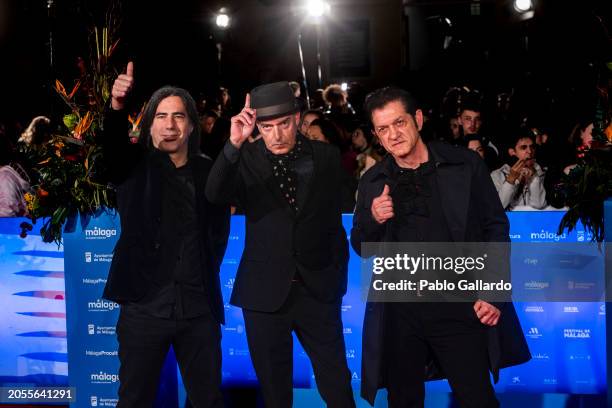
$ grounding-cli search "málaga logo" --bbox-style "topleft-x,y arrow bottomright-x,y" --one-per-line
529,229 -> 567,242
90,371 -> 119,384
88,299 -> 119,311
85,227 -> 117,240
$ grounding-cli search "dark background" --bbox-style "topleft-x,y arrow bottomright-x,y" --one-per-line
0,0 -> 609,138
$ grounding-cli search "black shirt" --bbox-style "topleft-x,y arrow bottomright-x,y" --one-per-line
387,158 -> 452,243
128,158 -> 209,319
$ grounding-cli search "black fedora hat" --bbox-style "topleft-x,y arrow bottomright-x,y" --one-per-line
251,82 -> 299,121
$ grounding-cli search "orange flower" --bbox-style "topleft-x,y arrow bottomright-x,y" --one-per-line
55,79 -> 81,101
55,80 -> 67,97
128,103 -> 147,132
73,111 -> 94,139
68,80 -> 81,100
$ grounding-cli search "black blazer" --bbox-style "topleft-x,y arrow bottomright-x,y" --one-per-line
100,109 -> 230,324
205,138 -> 349,312
351,141 -> 531,405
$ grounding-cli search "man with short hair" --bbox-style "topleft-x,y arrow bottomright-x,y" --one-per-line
351,86 -> 530,407
458,102 -> 501,170
491,129 -> 547,210
206,82 -> 354,408
457,105 -> 483,136
102,62 -> 230,408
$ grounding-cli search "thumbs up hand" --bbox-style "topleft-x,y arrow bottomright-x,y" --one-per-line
111,61 -> 135,111
371,184 -> 394,224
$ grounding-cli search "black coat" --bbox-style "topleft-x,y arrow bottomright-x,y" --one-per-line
351,141 -> 531,405
100,109 -> 230,324
205,138 -> 349,312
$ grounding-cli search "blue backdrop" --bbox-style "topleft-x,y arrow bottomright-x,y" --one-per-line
0,211 -> 606,407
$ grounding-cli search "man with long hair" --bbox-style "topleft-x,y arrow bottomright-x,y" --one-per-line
102,62 -> 230,407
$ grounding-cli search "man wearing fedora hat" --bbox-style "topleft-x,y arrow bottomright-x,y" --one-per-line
206,82 -> 355,407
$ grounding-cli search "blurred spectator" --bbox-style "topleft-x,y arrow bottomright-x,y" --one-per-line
350,123 -> 384,177
569,119 -> 594,148
201,116 -> 231,160
491,128 -> 547,210
0,132 -> 30,217
216,86 -> 234,117
458,103 -> 482,137
311,89 -> 326,111
461,134 -> 485,159
289,81 -> 307,112
457,101 -> 500,170
289,81 -> 301,97
307,118 -> 342,146
323,84 -> 356,117
18,116 -> 51,145
299,109 -> 323,136
305,118 -> 356,212
351,124 -> 370,154
200,109 -> 219,136
449,117 -> 461,141
563,119 -> 594,175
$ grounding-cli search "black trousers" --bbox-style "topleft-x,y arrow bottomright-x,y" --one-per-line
384,302 -> 498,408
242,282 -> 355,408
116,305 -> 223,408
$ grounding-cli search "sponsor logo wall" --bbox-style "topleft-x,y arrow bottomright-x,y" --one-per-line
63,215 -> 124,407
0,210 -> 606,407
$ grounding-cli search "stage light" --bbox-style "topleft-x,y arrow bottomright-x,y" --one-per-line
341,82 -> 348,91
514,0 -> 533,13
306,0 -> 330,19
216,12 -> 230,29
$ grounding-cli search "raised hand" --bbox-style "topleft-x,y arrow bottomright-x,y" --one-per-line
371,184 -> 394,224
229,93 -> 256,149
506,159 -> 525,185
111,61 -> 134,111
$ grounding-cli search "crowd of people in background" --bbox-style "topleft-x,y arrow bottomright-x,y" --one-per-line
0,80 -> 605,217
193,81 -> 602,215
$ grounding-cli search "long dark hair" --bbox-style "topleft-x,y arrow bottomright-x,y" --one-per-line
139,86 -> 202,157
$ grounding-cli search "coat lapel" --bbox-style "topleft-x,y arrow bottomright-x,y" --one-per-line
296,138 -> 318,218
428,145 -> 470,242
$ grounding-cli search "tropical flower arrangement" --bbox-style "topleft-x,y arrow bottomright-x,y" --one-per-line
555,91 -> 612,243
19,10 -> 123,245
